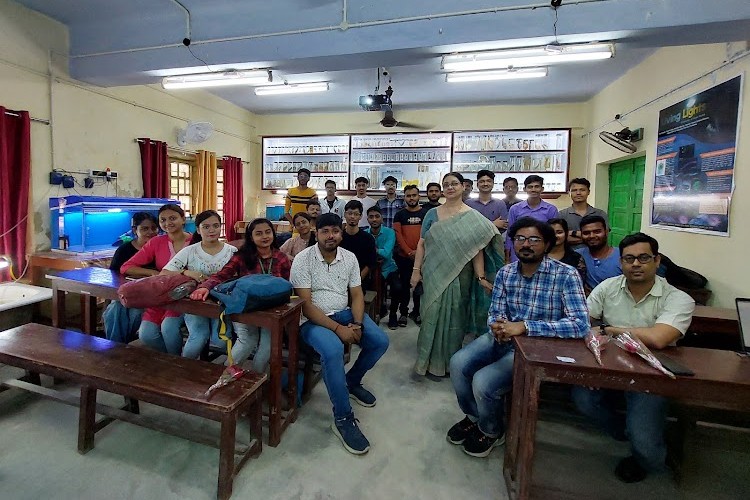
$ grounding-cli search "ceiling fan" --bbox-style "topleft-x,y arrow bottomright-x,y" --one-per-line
599,127 -> 643,153
378,86 -> 429,129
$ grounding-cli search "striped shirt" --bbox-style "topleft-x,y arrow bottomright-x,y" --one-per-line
488,256 -> 589,338
285,186 -> 318,218
376,196 -> 405,228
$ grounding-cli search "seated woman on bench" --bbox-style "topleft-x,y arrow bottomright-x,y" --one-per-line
190,218 -> 292,372
120,203 -> 192,355
162,210 -> 237,359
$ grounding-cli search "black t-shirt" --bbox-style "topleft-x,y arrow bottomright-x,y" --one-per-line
340,229 -> 377,273
110,241 -> 139,273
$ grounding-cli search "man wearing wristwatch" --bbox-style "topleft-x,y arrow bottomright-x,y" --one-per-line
572,232 -> 694,483
558,178 -> 609,250
290,213 -> 389,456
447,217 -> 589,458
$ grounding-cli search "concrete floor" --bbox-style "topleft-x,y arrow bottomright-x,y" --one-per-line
0,318 -> 748,499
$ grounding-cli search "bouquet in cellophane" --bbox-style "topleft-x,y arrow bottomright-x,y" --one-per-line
585,329 -> 610,366
612,331 -> 675,379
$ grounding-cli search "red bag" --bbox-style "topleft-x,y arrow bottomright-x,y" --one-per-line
117,274 -> 197,309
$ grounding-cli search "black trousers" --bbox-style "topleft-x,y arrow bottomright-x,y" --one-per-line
394,253 -> 421,317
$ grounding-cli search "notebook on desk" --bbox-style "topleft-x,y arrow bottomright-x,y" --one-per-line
735,298 -> 750,353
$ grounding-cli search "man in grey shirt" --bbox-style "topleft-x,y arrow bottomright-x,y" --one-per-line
558,177 -> 609,249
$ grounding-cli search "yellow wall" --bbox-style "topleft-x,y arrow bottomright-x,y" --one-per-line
585,43 -> 750,307
0,0 -> 260,252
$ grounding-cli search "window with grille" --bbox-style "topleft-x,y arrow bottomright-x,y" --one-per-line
169,158 -> 193,217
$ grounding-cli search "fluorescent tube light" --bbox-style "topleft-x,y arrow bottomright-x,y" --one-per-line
254,82 -> 330,95
162,70 -> 271,89
442,43 -> 614,71
446,67 -> 548,83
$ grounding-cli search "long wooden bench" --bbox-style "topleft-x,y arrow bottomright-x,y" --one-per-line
0,323 -> 266,500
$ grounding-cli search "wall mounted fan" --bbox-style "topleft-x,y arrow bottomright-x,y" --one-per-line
177,121 -> 214,147
599,127 -> 643,154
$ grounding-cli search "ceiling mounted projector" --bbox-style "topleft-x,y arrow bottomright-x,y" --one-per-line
359,94 -> 391,111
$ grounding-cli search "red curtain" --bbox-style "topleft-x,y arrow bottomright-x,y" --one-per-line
223,156 -> 244,242
0,107 -> 31,281
138,138 -> 169,198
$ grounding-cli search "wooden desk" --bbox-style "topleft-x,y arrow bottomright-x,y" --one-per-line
47,267 -> 303,447
0,323 -> 265,500
503,336 -> 750,500
29,251 -> 111,285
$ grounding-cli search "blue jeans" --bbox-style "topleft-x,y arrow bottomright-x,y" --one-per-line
232,322 -> 271,372
183,314 -> 223,359
450,332 -> 515,437
300,309 -> 389,419
571,387 -> 668,471
138,316 -> 185,355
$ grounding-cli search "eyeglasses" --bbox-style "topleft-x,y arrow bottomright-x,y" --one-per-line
621,254 -> 656,264
512,235 -> 543,245
442,181 -> 461,188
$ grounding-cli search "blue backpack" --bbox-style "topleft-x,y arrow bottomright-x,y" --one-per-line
209,274 -> 293,314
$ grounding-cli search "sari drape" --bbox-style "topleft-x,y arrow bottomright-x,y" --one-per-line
415,210 -> 504,376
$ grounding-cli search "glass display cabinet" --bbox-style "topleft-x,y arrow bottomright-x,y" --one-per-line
262,135 -> 350,190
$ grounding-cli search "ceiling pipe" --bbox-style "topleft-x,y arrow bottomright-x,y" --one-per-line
70,0 -> 611,59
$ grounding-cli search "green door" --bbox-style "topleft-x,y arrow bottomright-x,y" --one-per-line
608,157 -> 646,247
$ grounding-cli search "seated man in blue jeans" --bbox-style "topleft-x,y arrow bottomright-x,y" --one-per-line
448,217 -> 589,457
290,213 -> 389,455
572,232 -> 694,482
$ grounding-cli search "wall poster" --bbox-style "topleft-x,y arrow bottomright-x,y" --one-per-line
651,74 -> 743,236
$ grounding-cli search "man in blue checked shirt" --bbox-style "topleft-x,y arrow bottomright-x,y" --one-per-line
447,216 -> 589,458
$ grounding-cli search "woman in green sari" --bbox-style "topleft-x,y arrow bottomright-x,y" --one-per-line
410,172 -> 505,377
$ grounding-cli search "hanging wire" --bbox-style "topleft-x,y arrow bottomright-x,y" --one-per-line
187,44 -> 214,72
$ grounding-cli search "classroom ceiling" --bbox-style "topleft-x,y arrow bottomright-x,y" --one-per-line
15,0 -> 750,114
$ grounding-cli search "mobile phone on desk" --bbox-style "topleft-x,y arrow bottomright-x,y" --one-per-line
654,353 -> 695,376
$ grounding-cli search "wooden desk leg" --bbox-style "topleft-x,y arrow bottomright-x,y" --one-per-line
267,323 -> 283,447
52,288 -> 66,329
504,352 -> 528,482
78,386 -> 97,454
286,319 -> 299,423
516,370 -> 542,500
82,293 -> 97,335
217,412 -> 237,500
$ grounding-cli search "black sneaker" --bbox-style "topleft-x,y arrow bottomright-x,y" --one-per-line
462,427 -> 505,458
409,312 -> 422,325
614,456 -> 647,483
398,315 -> 408,327
446,416 -> 478,445
388,315 -> 398,330
348,384 -> 376,407
332,413 -> 370,455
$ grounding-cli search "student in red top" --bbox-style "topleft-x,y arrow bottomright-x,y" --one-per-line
120,204 -> 191,354
191,218 -> 291,372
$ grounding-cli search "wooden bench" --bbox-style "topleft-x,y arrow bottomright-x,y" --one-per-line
0,323 -> 266,500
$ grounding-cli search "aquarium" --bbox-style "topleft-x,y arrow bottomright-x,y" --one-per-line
49,196 -> 179,254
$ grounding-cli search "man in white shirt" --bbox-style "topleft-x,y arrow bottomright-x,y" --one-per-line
290,213 -> 389,455
353,176 -> 377,228
572,232 -> 695,483
320,179 -> 345,218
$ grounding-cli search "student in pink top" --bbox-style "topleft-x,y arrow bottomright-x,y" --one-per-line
280,212 -> 316,262
120,203 -> 192,354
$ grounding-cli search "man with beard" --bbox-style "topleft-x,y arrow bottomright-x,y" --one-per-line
290,213 -> 389,455
424,182 -> 443,209
502,177 -> 521,211
461,178 -> 474,202
447,217 -> 588,457
576,214 -> 622,290
376,175 -> 405,228
572,232 -> 694,482
393,184 -> 429,326
505,175 -> 559,263
340,200 -> 378,289
353,176 -> 377,228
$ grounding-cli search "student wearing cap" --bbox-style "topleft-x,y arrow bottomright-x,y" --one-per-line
376,175 -> 405,228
